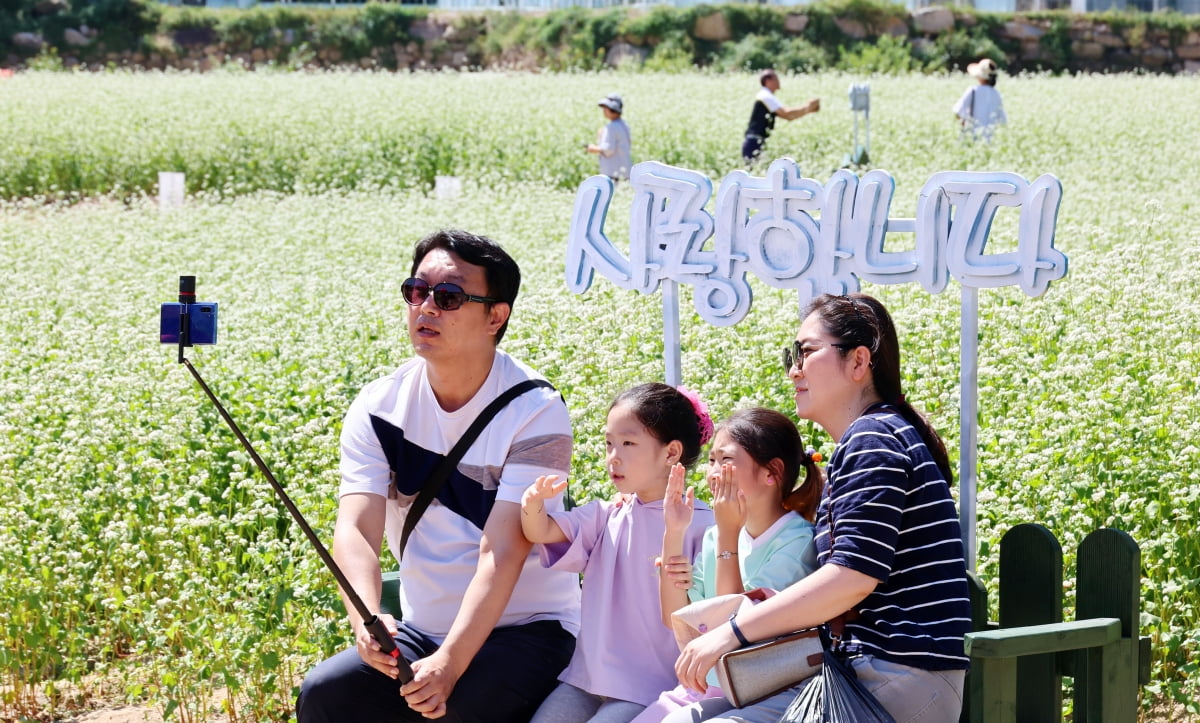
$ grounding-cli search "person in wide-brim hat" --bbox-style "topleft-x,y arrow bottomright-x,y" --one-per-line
967,58 -> 999,80
953,58 -> 1006,139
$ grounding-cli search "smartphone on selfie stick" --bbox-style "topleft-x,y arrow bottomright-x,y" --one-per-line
162,275 -> 414,684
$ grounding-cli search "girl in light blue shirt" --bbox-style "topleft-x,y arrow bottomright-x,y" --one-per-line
638,408 -> 822,722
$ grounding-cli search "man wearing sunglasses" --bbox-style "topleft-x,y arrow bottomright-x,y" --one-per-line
299,229 -> 580,721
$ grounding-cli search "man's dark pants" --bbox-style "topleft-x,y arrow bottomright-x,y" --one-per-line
297,619 -> 575,722
742,134 -> 766,165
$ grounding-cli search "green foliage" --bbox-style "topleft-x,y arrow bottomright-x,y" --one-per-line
619,5 -> 696,45
537,7 -> 625,71
924,28 -> 1006,73
1,68 -> 1200,722
0,0 -> 160,57
837,33 -> 922,74
8,1 -> 1200,75
218,6 -> 315,52
160,6 -> 220,33
310,10 -> 370,61
78,0 -> 161,49
720,3 -> 795,37
1037,14 -> 1074,72
642,31 -> 696,73
822,0 -> 911,35
25,46 -> 65,71
361,2 -> 419,48
712,32 -> 831,73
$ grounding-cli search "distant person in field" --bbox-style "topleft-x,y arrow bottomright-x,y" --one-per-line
742,69 -> 820,166
586,93 -> 632,181
296,229 -> 580,722
953,58 -> 1007,141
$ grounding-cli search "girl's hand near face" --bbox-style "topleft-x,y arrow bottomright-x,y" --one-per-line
710,462 -> 746,534
663,463 -> 694,534
660,463 -> 698,624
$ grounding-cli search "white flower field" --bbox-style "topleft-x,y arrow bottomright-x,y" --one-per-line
0,69 -> 1197,719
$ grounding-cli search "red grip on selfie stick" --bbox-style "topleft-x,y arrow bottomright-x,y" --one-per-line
364,615 -> 409,669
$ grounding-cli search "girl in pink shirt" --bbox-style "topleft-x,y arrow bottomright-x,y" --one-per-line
521,383 -> 716,723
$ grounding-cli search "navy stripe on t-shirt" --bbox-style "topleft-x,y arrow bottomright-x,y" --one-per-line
816,407 -> 971,670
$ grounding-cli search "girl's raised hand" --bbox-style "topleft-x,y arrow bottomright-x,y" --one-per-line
710,462 -> 746,533
522,474 -> 567,511
663,463 -> 695,533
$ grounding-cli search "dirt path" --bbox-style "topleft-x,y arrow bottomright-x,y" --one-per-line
71,707 -> 164,723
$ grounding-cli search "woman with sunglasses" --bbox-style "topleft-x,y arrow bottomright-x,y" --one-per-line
668,293 -> 971,723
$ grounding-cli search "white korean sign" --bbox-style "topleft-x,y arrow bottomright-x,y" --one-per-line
565,158 -> 1068,569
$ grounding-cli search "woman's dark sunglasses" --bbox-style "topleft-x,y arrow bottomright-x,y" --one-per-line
782,340 -> 855,373
401,278 -> 499,311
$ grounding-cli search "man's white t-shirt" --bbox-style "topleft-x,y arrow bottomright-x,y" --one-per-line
339,351 -> 581,641
755,87 -> 784,114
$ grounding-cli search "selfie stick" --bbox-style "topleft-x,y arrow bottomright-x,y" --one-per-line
174,276 -> 414,684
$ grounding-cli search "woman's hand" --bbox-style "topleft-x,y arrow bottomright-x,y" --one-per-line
675,623 -> 739,693
710,462 -> 746,534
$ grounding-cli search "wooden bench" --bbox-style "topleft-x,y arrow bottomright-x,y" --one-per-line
961,523 -> 1151,723
380,523 -> 1149,722
381,570 -> 402,619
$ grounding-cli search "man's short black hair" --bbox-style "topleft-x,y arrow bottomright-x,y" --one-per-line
411,229 -> 520,343
759,69 -> 778,86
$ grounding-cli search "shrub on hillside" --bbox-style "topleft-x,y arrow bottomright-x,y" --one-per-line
712,32 -> 831,73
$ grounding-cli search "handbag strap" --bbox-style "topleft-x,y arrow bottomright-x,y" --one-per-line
398,378 -> 555,557
823,464 -> 863,652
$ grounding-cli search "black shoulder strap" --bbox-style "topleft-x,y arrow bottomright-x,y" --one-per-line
398,378 -> 556,558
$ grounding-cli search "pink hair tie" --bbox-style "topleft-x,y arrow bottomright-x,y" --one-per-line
677,386 -> 714,446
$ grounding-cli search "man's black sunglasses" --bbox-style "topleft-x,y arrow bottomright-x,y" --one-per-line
401,278 -> 499,311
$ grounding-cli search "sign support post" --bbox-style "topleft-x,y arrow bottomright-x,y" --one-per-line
960,286 -> 980,572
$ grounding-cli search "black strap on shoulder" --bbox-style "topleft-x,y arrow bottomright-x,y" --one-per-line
398,378 -> 556,558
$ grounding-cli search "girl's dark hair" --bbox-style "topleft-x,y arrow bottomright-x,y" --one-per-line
802,293 -> 953,482
611,382 -> 704,468
411,229 -> 521,343
719,408 -> 822,522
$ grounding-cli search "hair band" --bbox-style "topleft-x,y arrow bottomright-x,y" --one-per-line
677,386 -> 714,446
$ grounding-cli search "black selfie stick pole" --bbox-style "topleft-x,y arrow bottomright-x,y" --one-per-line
174,277 -> 414,684
178,275 -> 194,364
